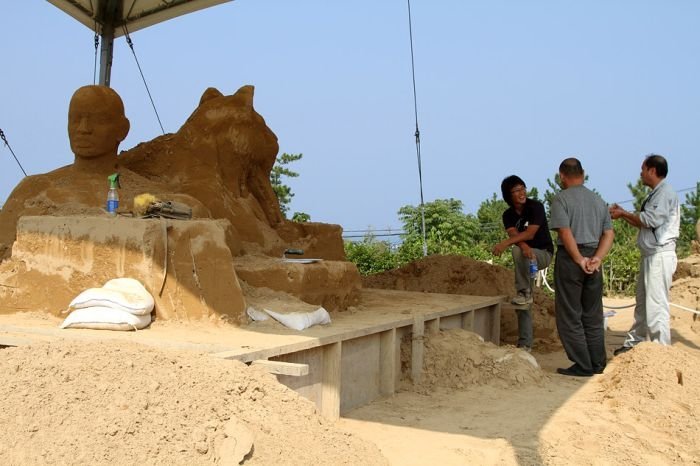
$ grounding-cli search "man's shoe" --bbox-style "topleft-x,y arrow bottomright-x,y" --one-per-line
517,344 -> 532,353
511,293 -> 533,306
556,364 -> 593,377
593,365 -> 605,374
613,345 -> 633,356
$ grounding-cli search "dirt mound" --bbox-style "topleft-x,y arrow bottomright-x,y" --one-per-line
594,342 -> 700,460
408,329 -> 544,393
363,255 -> 558,347
0,340 -> 387,466
671,251 -> 700,334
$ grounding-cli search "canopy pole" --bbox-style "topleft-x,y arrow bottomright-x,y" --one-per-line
97,0 -> 122,87
98,23 -> 114,86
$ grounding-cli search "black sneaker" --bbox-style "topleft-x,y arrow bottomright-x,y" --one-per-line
556,364 -> 593,377
613,346 -> 633,356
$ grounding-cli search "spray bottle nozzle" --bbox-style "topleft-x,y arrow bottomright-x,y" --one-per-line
107,173 -> 121,189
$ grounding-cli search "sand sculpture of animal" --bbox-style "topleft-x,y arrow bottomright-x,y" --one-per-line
123,85 -> 345,259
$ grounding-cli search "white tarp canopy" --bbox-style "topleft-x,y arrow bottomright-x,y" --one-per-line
47,0 -> 234,37
46,0 -> 234,85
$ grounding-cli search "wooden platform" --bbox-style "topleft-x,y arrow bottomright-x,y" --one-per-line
0,289 -> 502,420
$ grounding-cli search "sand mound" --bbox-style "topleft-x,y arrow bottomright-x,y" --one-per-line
0,340 -> 387,466
363,255 -> 558,347
406,329 -> 545,393
594,342 -> 700,460
671,251 -> 700,334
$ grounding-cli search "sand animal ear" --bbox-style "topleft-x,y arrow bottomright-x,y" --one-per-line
232,85 -> 255,107
199,87 -> 224,106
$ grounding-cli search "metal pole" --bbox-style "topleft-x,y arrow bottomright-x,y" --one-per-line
99,23 -> 114,87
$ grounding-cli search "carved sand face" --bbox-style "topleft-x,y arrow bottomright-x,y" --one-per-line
68,86 -> 129,160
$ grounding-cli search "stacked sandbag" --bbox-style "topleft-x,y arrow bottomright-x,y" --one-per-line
60,278 -> 154,331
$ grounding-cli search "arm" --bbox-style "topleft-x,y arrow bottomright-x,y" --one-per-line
556,227 -> 592,273
492,224 -> 540,256
609,204 -> 642,228
587,228 -> 615,272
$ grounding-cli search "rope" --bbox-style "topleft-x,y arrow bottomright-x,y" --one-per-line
122,25 -> 165,134
406,0 -> 428,257
93,21 -> 99,85
602,301 -> 699,315
0,128 -> 28,177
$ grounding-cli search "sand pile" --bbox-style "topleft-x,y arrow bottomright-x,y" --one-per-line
363,255 -> 558,347
0,340 -> 387,466
406,329 -> 545,394
671,250 -> 700,334
588,342 -> 700,462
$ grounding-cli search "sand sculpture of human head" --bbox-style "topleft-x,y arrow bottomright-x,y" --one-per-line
68,85 -> 130,170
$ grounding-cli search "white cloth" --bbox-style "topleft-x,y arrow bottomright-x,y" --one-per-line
625,250 -> 677,346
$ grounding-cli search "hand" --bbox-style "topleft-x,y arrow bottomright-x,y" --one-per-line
492,241 -> 507,256
520,244 -> 535,260
587,256 -> 602,273
609,203 -> 625,220
578,257 -> 594,275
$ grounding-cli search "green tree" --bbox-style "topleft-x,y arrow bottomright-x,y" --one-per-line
270,152 -> 303,218
291,212 -> 311,223
679,182 -> 700,254
397,199 -> 481,262
626,178 -> 650,212
344,234 -> 399,275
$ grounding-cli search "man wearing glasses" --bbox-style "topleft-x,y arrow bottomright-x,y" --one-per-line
493,175 -> 554,351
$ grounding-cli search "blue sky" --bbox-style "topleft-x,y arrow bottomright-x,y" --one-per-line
1,1 -> 699,233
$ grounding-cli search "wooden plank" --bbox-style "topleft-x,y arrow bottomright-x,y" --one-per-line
489,302 -> 501,345
411,315 -> 424,384
461,309 -> 475,331
425,318 -> 440,334
321,342 -> 341,420
250,360 -> 309,376
379,328 -> 396,395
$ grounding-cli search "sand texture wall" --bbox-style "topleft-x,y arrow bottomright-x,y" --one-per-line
0,216 -> 247,324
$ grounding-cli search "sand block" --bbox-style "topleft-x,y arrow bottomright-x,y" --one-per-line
233,255 -> 361,311
0,216 -> 246,324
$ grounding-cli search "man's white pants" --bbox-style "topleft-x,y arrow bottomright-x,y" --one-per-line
625,250 -> 677,346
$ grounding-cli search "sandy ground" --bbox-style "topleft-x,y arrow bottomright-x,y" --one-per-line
339,298 -> 700,465
1,255 -> 698,465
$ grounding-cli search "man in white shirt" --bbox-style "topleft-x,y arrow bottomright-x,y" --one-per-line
609,154 -> 680,352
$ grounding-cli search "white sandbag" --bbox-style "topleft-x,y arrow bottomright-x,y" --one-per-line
60,306 -> 152,331
262,307 -> 331,331
68,278 -> 154,315
246,307 -> 270,322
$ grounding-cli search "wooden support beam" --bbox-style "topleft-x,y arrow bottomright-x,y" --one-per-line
461,309 -> 474,331
489,302 -> 501,345
250,360 -> 309,377
321,342 -> 341,420
425,318 -> 440,334
411,315 -> 424,384
379,328 -> 396,395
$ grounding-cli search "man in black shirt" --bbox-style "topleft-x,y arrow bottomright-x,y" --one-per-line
493,175 -> 554,350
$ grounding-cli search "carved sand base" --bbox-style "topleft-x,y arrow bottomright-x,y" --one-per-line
0,216 -> 247,324
233,256 -> 362,311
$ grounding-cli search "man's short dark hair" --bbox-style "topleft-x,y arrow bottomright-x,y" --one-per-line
559,157 -> 584,177
644,154 -> 668,178
501,175 -> 526,207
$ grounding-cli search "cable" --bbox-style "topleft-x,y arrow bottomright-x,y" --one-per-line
122,25 -> 165,134
93,21 -> 99,85
406,0 -> 427,257
0,128 -> 28,177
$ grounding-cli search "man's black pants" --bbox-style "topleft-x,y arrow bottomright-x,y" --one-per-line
554,246 -> 606,372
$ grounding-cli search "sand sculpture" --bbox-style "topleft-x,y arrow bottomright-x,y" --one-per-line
0,85 -> 360,322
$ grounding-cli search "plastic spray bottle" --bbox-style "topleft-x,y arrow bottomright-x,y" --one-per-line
107,173 -> 120,215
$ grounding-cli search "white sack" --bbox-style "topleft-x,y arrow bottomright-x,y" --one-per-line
60,306 -> 152,331
69,278 -> 154,315
262,307 -> 331,331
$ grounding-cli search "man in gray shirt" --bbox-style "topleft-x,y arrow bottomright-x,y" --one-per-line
550,158 -> 614,377
609,154 -> 680,353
